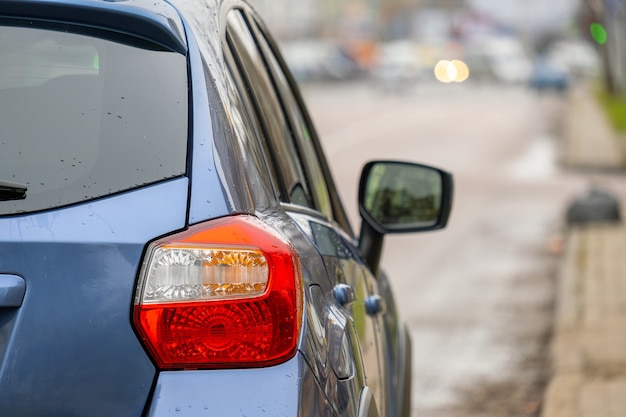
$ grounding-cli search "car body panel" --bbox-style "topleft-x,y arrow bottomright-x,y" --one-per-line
287,210 -> 389,414
147,354 -> 336,417
0,179 -> 188,416
0,179 -> 188,243
183,8 -> 241,223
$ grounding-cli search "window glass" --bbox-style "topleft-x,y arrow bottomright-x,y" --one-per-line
221,60 -> 278,206
0,25 -> 187,214
252,26 -> 333,219
225,11 -> 315,210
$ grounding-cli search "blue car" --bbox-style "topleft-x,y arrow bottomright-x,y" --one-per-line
530,59 -> 570,91
0,1 -> 453,416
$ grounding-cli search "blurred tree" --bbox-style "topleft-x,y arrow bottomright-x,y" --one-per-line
580,0 -> 626,94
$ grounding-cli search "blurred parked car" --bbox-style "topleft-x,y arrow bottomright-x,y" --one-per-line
464,36 -> 532,84
546,39 -> 600,78
371,41 -> 422,91
529,58 -> 570,92
279,40 -> 367,83
0,1 -> 453,417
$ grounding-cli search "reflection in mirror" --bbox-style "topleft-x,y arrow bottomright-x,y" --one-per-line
362,162 -> 442,229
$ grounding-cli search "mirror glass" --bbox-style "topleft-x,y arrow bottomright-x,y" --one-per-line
362,162 -> 443,230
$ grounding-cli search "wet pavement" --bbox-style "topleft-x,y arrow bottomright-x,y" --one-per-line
304,81 -> 575,416
304,79 -> 626,417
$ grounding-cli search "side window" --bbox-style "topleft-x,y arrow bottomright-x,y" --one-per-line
249,19 -> 333,219
221,58 -> 278,206
225,10 -> 314,210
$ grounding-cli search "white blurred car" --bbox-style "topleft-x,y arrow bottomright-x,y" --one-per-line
546,40 -> 600,78
465,37 -> 532,84
279,40 -> 365,82
371,41 -> 422,91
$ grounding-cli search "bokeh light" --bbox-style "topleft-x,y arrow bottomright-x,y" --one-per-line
451,60 -> 469,82
434,60 -> 469,83
434,60 -> 455,83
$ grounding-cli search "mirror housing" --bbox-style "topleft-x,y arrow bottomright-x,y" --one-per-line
357,160 -> 454,274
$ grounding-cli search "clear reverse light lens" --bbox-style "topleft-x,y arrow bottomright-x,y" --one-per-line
142,246 -> 268,303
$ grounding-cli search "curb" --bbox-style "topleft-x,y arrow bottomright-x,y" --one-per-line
542,218 -> 626,417
542,80 -> 626,417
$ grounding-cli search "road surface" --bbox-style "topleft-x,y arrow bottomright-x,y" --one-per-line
302,81 -> 608,417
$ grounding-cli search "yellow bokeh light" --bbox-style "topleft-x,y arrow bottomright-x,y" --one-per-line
434,60 -> 454,83
451,60 -> 469,82
434,59 -> 470,83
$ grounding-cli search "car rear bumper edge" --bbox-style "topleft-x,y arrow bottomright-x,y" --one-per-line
146,353 -> 337,417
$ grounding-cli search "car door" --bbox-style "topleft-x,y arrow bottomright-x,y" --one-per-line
223,8 -> 390,416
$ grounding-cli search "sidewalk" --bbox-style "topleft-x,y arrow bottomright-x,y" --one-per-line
542,83 -> 626,417
561,83 -> 624,170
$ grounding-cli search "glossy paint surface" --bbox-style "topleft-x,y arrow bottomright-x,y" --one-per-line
0,179 -> 188,416
147,355 -> 336,417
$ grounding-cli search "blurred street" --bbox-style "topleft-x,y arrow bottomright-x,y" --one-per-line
252,0 -> 626,414
303,80 -> 626,416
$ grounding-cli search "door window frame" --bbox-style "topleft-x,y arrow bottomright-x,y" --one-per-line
226,7 -> 355,235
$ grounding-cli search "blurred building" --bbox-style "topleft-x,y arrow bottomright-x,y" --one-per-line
249,0 -> 317,38
250,0 -> 467,41
250,0 -> 378,39
250,0 -> 384,70
251,0 -> 581,43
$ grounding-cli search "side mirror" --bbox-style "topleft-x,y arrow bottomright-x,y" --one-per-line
359,161 -> 453,233
357,161 -> 454,274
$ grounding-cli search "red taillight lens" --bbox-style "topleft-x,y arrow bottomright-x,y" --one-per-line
133,215 -> 303,369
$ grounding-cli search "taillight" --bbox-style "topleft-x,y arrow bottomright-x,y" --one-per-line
133,215 -> 303,369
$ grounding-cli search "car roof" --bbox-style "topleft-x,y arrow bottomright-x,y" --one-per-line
0,0 -> 188,53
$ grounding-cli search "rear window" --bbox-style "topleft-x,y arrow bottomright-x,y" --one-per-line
0,25 -> 188,215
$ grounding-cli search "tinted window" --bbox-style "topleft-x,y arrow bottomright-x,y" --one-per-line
0,25 -> 188,215
221,61 -> 278,207
252,25 -> 333,219
226,11 -> 315,209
